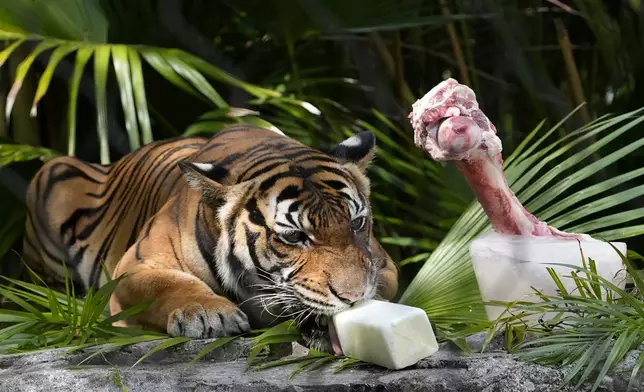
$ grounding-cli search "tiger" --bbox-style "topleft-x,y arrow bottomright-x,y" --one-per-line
21,124 -> 399,352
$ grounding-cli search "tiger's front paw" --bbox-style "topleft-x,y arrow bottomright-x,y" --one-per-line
167,301 -> 251,339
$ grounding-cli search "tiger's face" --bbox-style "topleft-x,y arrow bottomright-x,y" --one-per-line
180,131 -> 391,352
250,169 -> 379,313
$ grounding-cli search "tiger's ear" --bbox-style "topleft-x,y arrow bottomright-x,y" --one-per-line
178,161 -> 229,202
327,131 -> 376,172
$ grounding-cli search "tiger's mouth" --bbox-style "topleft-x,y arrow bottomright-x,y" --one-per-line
299,314 -> 343,356
249,280 -> 348,355
327,316 -> 342,355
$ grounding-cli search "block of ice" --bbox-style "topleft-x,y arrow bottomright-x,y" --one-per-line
470,231 -> 628,321
332,300 -> 439,370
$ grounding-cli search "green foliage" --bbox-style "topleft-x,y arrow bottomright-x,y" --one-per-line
491,247 -> 644,391
0,265 -> 166,355
0,144 -> 58,168
241,319 -> 367,378
0,265 -> 363,378
0,0 -> 317,164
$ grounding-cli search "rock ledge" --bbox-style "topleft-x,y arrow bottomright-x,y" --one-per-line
0,334 -> 641,392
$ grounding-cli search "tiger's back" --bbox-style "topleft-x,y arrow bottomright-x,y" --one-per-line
23,136 -> 208,290
24,126 -> 310,289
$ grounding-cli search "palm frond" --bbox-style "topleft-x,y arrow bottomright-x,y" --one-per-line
0,1 -> 318,163
0,143 -> 59,168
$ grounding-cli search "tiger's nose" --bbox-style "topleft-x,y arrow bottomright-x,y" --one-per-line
337,290 -> 364,304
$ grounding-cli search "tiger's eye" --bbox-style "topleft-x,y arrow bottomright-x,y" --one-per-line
350,216 -> 366,232
279,230 -> 309,245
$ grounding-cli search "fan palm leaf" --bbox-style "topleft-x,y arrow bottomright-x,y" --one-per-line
399,105 -> 644,332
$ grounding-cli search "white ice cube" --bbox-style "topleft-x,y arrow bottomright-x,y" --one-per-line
332,300 -> 439,370
469,231 -> 628,322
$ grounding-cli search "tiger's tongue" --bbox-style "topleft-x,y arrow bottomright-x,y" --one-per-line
328,318 -> 343,356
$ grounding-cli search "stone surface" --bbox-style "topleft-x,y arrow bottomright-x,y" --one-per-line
0,336 -> 641,392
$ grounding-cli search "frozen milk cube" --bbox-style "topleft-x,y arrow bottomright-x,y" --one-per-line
332,300 -> 439,370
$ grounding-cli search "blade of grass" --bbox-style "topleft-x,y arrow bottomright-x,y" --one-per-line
627,350 -> 644,392
0,309 -> 38,323
0,287 -> 46,321
572,333 -> 614,390
180,51 -> 280,99
538,167 -> 644,221
77,335 -> 167,365
131,336 -> 192,368
591,328 -> 641,392
189,336 -> 239,365
98,299 -> 155,327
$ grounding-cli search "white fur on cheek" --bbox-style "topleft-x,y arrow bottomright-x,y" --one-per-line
215,200 -> 237,291
215,193 -> 256,292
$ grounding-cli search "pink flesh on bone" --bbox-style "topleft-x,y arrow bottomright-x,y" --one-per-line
409,78 -> 591,240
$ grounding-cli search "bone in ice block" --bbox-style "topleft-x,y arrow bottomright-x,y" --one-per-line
407,78 -> 627,322
470,231 -> 628,322
332,300 -> 439,370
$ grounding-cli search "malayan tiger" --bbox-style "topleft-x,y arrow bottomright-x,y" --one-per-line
21,124 -> 399,353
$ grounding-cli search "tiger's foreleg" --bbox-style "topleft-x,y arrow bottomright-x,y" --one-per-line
110,262 -> 250,338
108,216 -> 250,338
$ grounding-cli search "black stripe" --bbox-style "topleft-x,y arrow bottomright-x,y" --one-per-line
322,180 -> 346,190
276,185 -> 300,203
285,213 -> 299,229
240,161 -> 287,182
244,224 -> 262,271
169,236 -> 180,264
245,198 -> 265,226
288,200 -> 302,213
268,240 -> 287,258
135,217 -> 156,261
258,165 -> 351,193
275,221 -> 296,229
195,202 -> 221,287
236,143 -> 296,178
215,124 -> 258,137
293,155 -> 338,165
287,263 -> 304,281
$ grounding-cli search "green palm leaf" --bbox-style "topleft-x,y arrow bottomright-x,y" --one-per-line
0,143 -> 59,168
0,1 -> 315,163
399,107 -> 644,332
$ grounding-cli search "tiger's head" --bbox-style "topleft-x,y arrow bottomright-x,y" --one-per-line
179,130 -> 398,352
